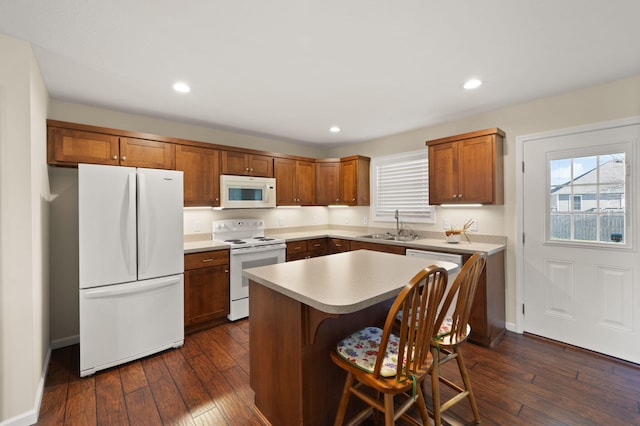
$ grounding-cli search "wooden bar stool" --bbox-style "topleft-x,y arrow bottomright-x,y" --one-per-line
430,252 -> 486,425
330,265 -> 449,425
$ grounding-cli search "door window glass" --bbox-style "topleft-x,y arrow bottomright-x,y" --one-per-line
549,152 -> 626,244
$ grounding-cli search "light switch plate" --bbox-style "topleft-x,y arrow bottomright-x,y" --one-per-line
443,218 -> 451,230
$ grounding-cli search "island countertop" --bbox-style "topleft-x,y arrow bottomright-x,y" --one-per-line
243,249 -> 457,315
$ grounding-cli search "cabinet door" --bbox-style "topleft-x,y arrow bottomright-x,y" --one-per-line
274,158 -> 297,205
428,142 -> 458,204
315,161 -> 341,205
48,127 -> 120,166
120,137 -> 176,169
340,157 -> 370,206
176,145 -> 220,207
249,154 -> 274,177
459,136 -> 495,204
221,151 -> 274,177
295,160 -> 315,205
184,264 -> 229,326
221,151 -> 248,175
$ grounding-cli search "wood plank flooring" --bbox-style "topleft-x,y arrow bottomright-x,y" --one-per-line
36,320 -> 640,425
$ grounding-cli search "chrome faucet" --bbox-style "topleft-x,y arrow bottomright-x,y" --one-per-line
395,209 -> 400,234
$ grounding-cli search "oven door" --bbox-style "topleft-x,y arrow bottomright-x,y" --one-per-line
229,244 -> 286,320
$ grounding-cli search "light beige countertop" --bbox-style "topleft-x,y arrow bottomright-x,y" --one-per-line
184,227 -> 506,255
183,239 -> 230,254
266,228 -> 506,255
243,249 -> 458,314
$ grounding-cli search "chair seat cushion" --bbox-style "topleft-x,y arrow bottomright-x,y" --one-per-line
436,318 -> 471,345
335,327 -> 400,377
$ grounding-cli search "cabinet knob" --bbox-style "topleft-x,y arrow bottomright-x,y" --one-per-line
452,194 -> 457,198
202,258 -> 213,263
336,198 -> 340,202
245,167 -> 250,171
121,156 -> 127,161
458,194 -> 462,198
224,269 -> 229,273
112,155 -> 118,160
250,168 -> 254,172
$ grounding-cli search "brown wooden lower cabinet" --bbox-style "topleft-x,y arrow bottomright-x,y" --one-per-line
466,250 -> 505,347
184,250 -> 229,332
329,238 -> 351,254
350,240 -> 406,255
286,238 -> 328,261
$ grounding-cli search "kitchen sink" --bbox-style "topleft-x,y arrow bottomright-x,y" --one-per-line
359,234 -> 418,242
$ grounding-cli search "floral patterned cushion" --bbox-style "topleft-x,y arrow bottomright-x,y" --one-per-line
435,318 -> 471,345
335,327 -> 401,377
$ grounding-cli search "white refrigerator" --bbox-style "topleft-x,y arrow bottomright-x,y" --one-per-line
78,163 -> 184,377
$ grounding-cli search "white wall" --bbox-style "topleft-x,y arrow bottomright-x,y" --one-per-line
0,34 -> 50,424
327,74 -> 640,328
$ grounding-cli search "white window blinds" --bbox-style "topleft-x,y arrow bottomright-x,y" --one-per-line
372,149 -> 434,223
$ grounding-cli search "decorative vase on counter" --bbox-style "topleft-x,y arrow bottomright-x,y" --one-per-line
444,231 -> 462,243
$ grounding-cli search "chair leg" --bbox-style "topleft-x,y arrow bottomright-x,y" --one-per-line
430,347 -> 442,426
415,384 -> 431,425
383,393 -> 395,425
455,347 -> 480,424
334,372 -> 354,426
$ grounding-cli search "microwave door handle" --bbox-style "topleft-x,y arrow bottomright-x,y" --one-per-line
263,184 -> 270,203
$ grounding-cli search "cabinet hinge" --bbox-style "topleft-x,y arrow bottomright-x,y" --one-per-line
522,161 -> 525,173
522,304 -> 525,315
522,233 -> 525,244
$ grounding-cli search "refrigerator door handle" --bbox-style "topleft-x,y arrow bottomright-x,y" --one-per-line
137,172 -> 148,274
125,172 -> 137,276
83,275 -> 182,299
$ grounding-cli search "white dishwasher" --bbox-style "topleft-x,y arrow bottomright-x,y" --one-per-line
406,249 -> 464,317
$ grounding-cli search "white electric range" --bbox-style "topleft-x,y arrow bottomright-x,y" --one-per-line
212,219 -> 286,321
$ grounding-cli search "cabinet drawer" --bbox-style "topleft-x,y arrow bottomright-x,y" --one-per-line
184,250 -> 229,270
307,238 -> 328,255
286,240 -> 308,256
329,238 -> 351,253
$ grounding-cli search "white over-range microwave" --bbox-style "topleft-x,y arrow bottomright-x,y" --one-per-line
218,174 -> 276,209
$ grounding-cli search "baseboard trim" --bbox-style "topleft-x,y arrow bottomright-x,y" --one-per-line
51,334 -> 79,349
506,321 -> 518,332
0,347 -> 51,426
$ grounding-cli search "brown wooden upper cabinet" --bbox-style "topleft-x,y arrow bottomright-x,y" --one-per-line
221,150 -> 274,177
315,159 -> 341,205
176,145 -> 220,207
340,155 -> 370,206
48,127 -> 175,169
274,158 -> 315,206
426,128 -> 504,205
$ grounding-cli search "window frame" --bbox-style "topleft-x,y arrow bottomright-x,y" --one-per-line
545,143 -> 632,249
371,149 -> 435,224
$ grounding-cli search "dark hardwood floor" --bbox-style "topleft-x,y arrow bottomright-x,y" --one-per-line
37,320 -> 640,425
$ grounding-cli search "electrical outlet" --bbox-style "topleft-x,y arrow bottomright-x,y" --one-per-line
278,217 -> 284,226
363,216 -> 368,225
345,216 -> 350,224
443,218 -> 451,230
469,219 -> 478,232
313,215 -> 318,224
193,221 -> 201,232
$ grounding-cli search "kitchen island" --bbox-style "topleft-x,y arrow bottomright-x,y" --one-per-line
243,249 -> 458,426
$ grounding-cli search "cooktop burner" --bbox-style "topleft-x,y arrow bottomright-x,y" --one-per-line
254,237 -> 275,241
224,239 -> 246,244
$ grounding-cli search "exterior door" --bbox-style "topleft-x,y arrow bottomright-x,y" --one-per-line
522,122 -> 640,363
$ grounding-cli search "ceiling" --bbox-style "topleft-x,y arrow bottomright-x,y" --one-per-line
1,1 -> 639,146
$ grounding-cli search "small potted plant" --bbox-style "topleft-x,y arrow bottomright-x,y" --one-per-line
444,219 -> 475,243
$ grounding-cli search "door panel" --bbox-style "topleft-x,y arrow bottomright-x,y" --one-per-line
137,168 -> 184,280
523,123 -> 640,363
79,164 -> 137,288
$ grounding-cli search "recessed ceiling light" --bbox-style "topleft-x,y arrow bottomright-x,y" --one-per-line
173,82 -> 191,93
329,126 -> 341,133
463,79 -> 482,90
